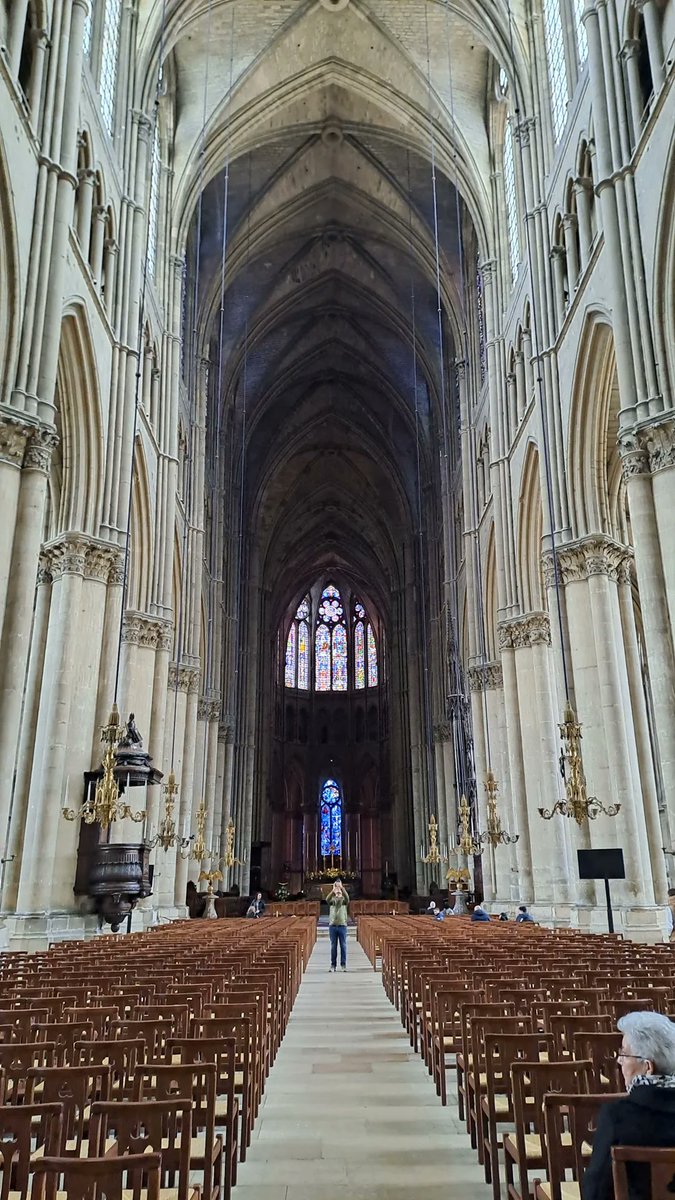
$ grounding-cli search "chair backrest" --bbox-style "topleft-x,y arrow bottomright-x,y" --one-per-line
611,1145 -> 675,1200
169,1036 -> 236,1105
549,1012 -> 613,1056
31,1151 -> 161,1200
132,1061 -> 217,1131
542,1091 -> 608,1199
27,1065 -> 111,1153
0,1104 -> 64,1200
571,1031 -> 623,1092
75,1039 -> 145,1095
0,1042 -> 55,1102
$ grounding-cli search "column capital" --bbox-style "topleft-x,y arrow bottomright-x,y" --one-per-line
468,661 -> 504,690
122,609 -> 174,648
515,117 -> 536,147
498,612 -> 551,649
619,414 -> 675,477
40,534 -> 124,582
24,425 -> 59,473
0,412 -> 32,467
433,720 -> 453,743
542,534 -> 633,586
168,662 -> 201,693
479,257 -> 498,281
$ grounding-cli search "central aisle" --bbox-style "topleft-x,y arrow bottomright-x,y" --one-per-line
236,933 -> 493,1200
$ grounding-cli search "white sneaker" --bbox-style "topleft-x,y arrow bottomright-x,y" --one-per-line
341,966 -> 347,972
329,966 -> 336,972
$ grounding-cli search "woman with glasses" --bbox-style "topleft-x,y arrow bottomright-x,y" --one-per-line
582,1010 -> 675,1198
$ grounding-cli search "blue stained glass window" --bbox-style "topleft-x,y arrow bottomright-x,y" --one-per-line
367,624 -> 378,687
316,624 -> 331,691
285,623 -> 296,688
332,623 -> 347,690
355,621 -> 365,689
320,778 -> 342,855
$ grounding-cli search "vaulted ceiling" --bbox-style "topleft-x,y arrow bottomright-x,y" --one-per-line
151,0 -> 513,622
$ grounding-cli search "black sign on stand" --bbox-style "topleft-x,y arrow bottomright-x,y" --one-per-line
577,848 -> 626,934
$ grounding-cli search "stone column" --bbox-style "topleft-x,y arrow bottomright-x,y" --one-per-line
173,664 -> 200,906
562,213 -> 580,287
16,537 -> 88,912
498,634 -> 534,902
621,40 -> 645,145
636,0 -> 665,91
620,428 -> 675,844
574,178 -> 594,268
76,165 -> 96,261
0,415 -> 33,638
0,425 -> 57,855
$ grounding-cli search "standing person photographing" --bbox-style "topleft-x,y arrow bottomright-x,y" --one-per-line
327,879 -> 350,972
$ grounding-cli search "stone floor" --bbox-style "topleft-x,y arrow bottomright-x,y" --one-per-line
235,932 -> 493,1200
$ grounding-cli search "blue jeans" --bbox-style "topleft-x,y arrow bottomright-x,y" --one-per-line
329,924 -> 347,968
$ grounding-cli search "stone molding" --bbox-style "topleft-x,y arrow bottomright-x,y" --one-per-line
24,426 -> 59,473
168,662 -> 200,694
0,413 -> 31,467
197,694 -> 222,722
433,720 -> 452,743
467,662 -> 504,691
498,611 -> 551,650
620,415 -> 675,479
40,535 -> 122,584
122,610 -> 174,650
218,715 -> 235,743
541,535 -> 633,588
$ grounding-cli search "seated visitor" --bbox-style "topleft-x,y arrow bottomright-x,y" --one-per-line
246,891 -> 266,918
426,900 -> 438,915
499,911 -> 509,921
515,904 -> 534,922
667,887 -> 675,941
471,903 -> 490,922
582,1011 -> 675,1200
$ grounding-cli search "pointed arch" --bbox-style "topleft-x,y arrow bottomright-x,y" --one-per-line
52,306 -> 103,537
0,128 -> 20,408
484,524 -> 498,660
568,312 -> 624,539
127,437 -> 153,613
517,440 -> 545,612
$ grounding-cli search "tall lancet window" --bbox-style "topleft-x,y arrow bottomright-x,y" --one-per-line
285,596 -> 310,690
320,779 -> 343,855
354,600 -> 379,690
316,583 -> 347,692
544,0 -> 568,142
99,0 -> 121,133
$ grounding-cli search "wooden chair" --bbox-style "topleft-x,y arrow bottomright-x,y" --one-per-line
75,1038 -> 145,1099
0,1104 -> 64,1200
611,1145 -> 675,1200
429,984 -> 474,1105
504,1059 -> 593,1200
31,1152 -> 162,1200
26,1065 -> 111,1155
481,1031 -> 553,1200
89,1099 -> 200,1200
170,1038 -> 239,1200
457,1002 -> 516,1129
533,1092 -> 607,1200
570,1031 -> 623,1092
133,1062 -> 222,1200
191,1014 -> 253,1157
0,1042 -> 55,1104
549,1013 -> 612,1059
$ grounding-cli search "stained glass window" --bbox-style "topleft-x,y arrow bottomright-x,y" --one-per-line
574,0 -> 588,65
503,118 -> 520,281
83,2 -> 93,58
285,623 -> 296,688
320,779 -> 342,856
99,0 -> 121,134
544,0 -> 569,143
333,623 -> 347,690
476,258 -> 486,385
355,622 -> 365,689
316,624 -> 331,691
147,124 -> 160,279
298,621 -> 309,689
367,624 -> 378,687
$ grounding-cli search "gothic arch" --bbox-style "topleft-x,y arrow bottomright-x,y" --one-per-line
51,306 -> 103,536
484,523 -> 498,660
0,128 -> 19,407
567,312 -> 622,539
127,437 -> 153,613
517,439 -> 544,612
653,133 -> 675,408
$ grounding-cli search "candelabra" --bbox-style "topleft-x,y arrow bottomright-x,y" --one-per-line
145,770 -> 192,853
420,815 -> 448,867
452,794 -> 482,856
222,819 -> 246,869
180,797 -> 217,863
538,703 -> 621,825
63,704 -> 145,828
479,770 -> 519,848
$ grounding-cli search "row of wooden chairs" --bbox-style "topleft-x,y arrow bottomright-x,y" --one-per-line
0,917 -> 316,1199
358,915 -> 675,1200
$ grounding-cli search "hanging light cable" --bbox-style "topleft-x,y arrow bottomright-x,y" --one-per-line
443,0 -> 518,852
503,3 -> 619,826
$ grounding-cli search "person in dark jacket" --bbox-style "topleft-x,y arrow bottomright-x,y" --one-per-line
582,1010 -> 675,1200
515,904 -> 534,922
471,903 -> 491,922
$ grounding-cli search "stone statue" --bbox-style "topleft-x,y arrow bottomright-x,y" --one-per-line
119,712 -> 143,749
